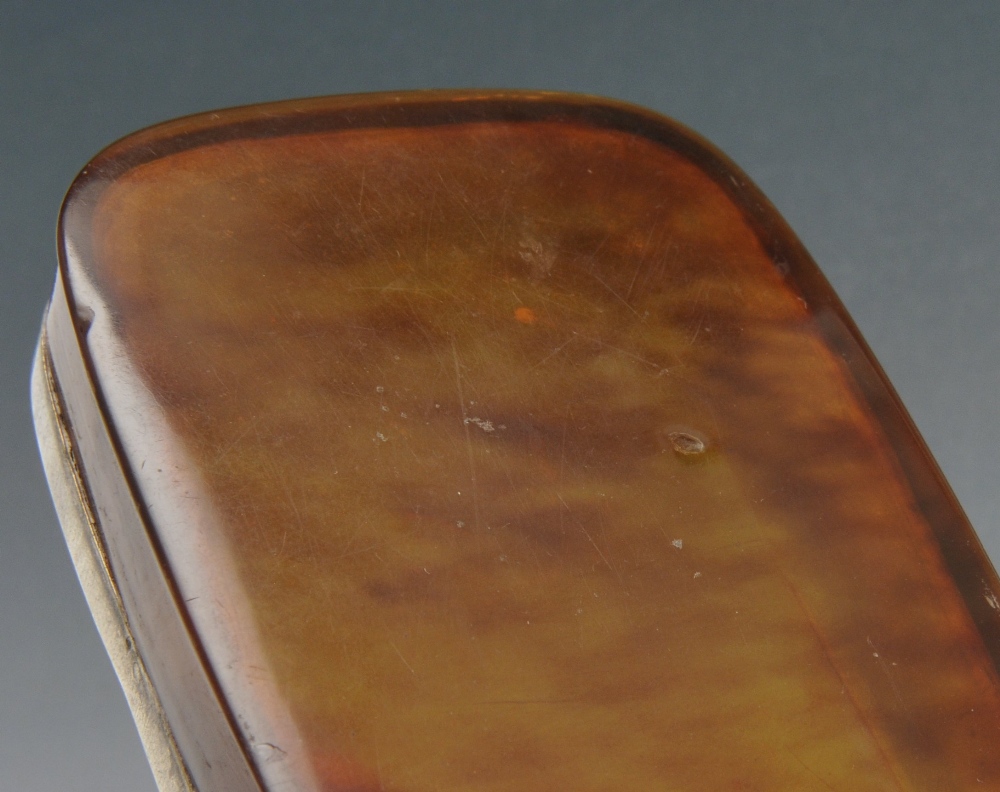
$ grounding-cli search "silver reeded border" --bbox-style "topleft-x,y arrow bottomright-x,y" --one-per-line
31,322 -> 196,792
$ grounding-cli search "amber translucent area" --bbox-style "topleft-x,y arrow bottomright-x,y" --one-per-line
60,94 -> 1000,790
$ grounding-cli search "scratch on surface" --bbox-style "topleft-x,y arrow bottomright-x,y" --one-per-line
347,284 -> 448,300
587,269 -> 641,317
580,231 -> 612,272
489,185 -> 512,270
275,473 -> 306,557
558,405 -> 570,487
783,575 -> 907,791
687,283 -> 709,345
452,339 -> 482,530
334,543 -> 380,561
558,494 -> 623,587
438,171 -> 489,243
790,750 -> 840,791
529,335 -> 576,371
573,330 -> 673,370
423,187 -> 438,269
477,698 -> 582,706
624,224 -> 658,302
867,636 -> 904,708
212,415 -> 261,465
390,642 -> 415,675
558,406 -> 570,535
374,744 -> 385,792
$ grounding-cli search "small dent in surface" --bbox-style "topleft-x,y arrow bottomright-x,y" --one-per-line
668,431 -> 705,456
74,304 -> 95,334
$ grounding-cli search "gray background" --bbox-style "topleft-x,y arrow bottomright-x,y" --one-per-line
1,2 -> 997,789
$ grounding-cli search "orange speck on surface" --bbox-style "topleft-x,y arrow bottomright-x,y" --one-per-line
514,306 -> 537,324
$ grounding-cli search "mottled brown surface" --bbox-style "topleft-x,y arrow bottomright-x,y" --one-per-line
60,93 -> 1000,790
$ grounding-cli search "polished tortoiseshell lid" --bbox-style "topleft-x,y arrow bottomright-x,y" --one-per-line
49,92 -> 1000,791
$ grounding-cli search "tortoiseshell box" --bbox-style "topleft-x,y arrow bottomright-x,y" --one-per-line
33,91 -> 1000,791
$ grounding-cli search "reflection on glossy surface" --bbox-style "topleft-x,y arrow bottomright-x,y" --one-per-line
59,93 -> 1000,790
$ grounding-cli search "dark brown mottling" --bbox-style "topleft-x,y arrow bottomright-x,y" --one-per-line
58,92 -> 1000,791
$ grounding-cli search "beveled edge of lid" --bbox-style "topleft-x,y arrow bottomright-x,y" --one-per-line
31,325 -> 196,792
